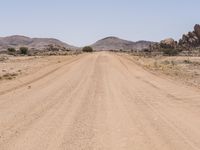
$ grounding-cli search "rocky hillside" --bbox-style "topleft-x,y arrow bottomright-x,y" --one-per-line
0,35 -> 77,51
91,36 -> 153,51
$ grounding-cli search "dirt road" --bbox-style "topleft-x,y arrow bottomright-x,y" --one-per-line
0,52 -> 200,150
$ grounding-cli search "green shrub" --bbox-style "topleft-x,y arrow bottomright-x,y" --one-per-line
20,47 -> 28,55
82,46 -> 93,52
162,49 -> 179,56
7,48 -> 16,53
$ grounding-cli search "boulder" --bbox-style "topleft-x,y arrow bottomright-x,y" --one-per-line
181,34 -> 189,43
188,37 -> 199,45
188,32 -> 196,38
160,38 -> 177,49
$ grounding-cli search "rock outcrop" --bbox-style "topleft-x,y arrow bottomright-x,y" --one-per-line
151,24 -> 200,52
179,24 -> 200,49
194,24 -> 200,39
149,38 -> 177,51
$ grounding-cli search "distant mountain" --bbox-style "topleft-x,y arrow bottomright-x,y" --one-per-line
91,36 -> 153,51
0,35 -> 77,51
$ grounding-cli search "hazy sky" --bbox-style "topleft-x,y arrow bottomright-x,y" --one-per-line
1,0 -> 200,46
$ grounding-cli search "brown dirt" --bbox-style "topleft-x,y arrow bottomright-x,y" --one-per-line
0,52 -> 200,150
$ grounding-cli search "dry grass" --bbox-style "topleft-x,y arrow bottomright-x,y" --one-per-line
126,54 -> 200,88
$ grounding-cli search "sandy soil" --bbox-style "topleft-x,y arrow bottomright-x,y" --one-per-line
0,55 -> 78,82
122,54 -> 200,88
0,52 -> 200,150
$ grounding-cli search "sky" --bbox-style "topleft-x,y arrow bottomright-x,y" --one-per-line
0,0 -> 200,46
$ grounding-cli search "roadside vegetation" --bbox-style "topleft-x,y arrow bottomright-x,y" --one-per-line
19,47 -> 29,55
5,45 -> 82,56
82,46 -> 93,52
7,48 -> 16,54
162,48 -> 180,56
122,52 -> 200,88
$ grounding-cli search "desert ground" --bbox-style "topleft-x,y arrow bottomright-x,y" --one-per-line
0,52 -> 200,150
122,53 -> 200,88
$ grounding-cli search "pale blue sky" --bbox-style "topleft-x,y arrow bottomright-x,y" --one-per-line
0,0 -> 200,46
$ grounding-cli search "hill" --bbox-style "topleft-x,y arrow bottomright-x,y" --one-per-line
91,36 -> 153,51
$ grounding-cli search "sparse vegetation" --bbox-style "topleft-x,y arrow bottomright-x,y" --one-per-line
1,73 -> 18,80
183,59 -> 192,64
162,49 -> 179,56
126,54 -> 200,88
82,46 -> 93,52
0,56 -> 8,61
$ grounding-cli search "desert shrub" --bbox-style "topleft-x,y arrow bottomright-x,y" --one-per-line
183,59 -> 192,64
47,44 -> 59,51
142,48 -> 151,52
2,73 -> 18,80
160,43 -> 175,49
82,46 -> 93,52
7,48 -> 16,53
162,49 -> 179,56
171,60 -> 176,66
20,47 -> 28,55
162,60 -> 170,65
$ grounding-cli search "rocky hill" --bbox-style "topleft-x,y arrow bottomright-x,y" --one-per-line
91,36 -> 153,51
0,35 -> 77,51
